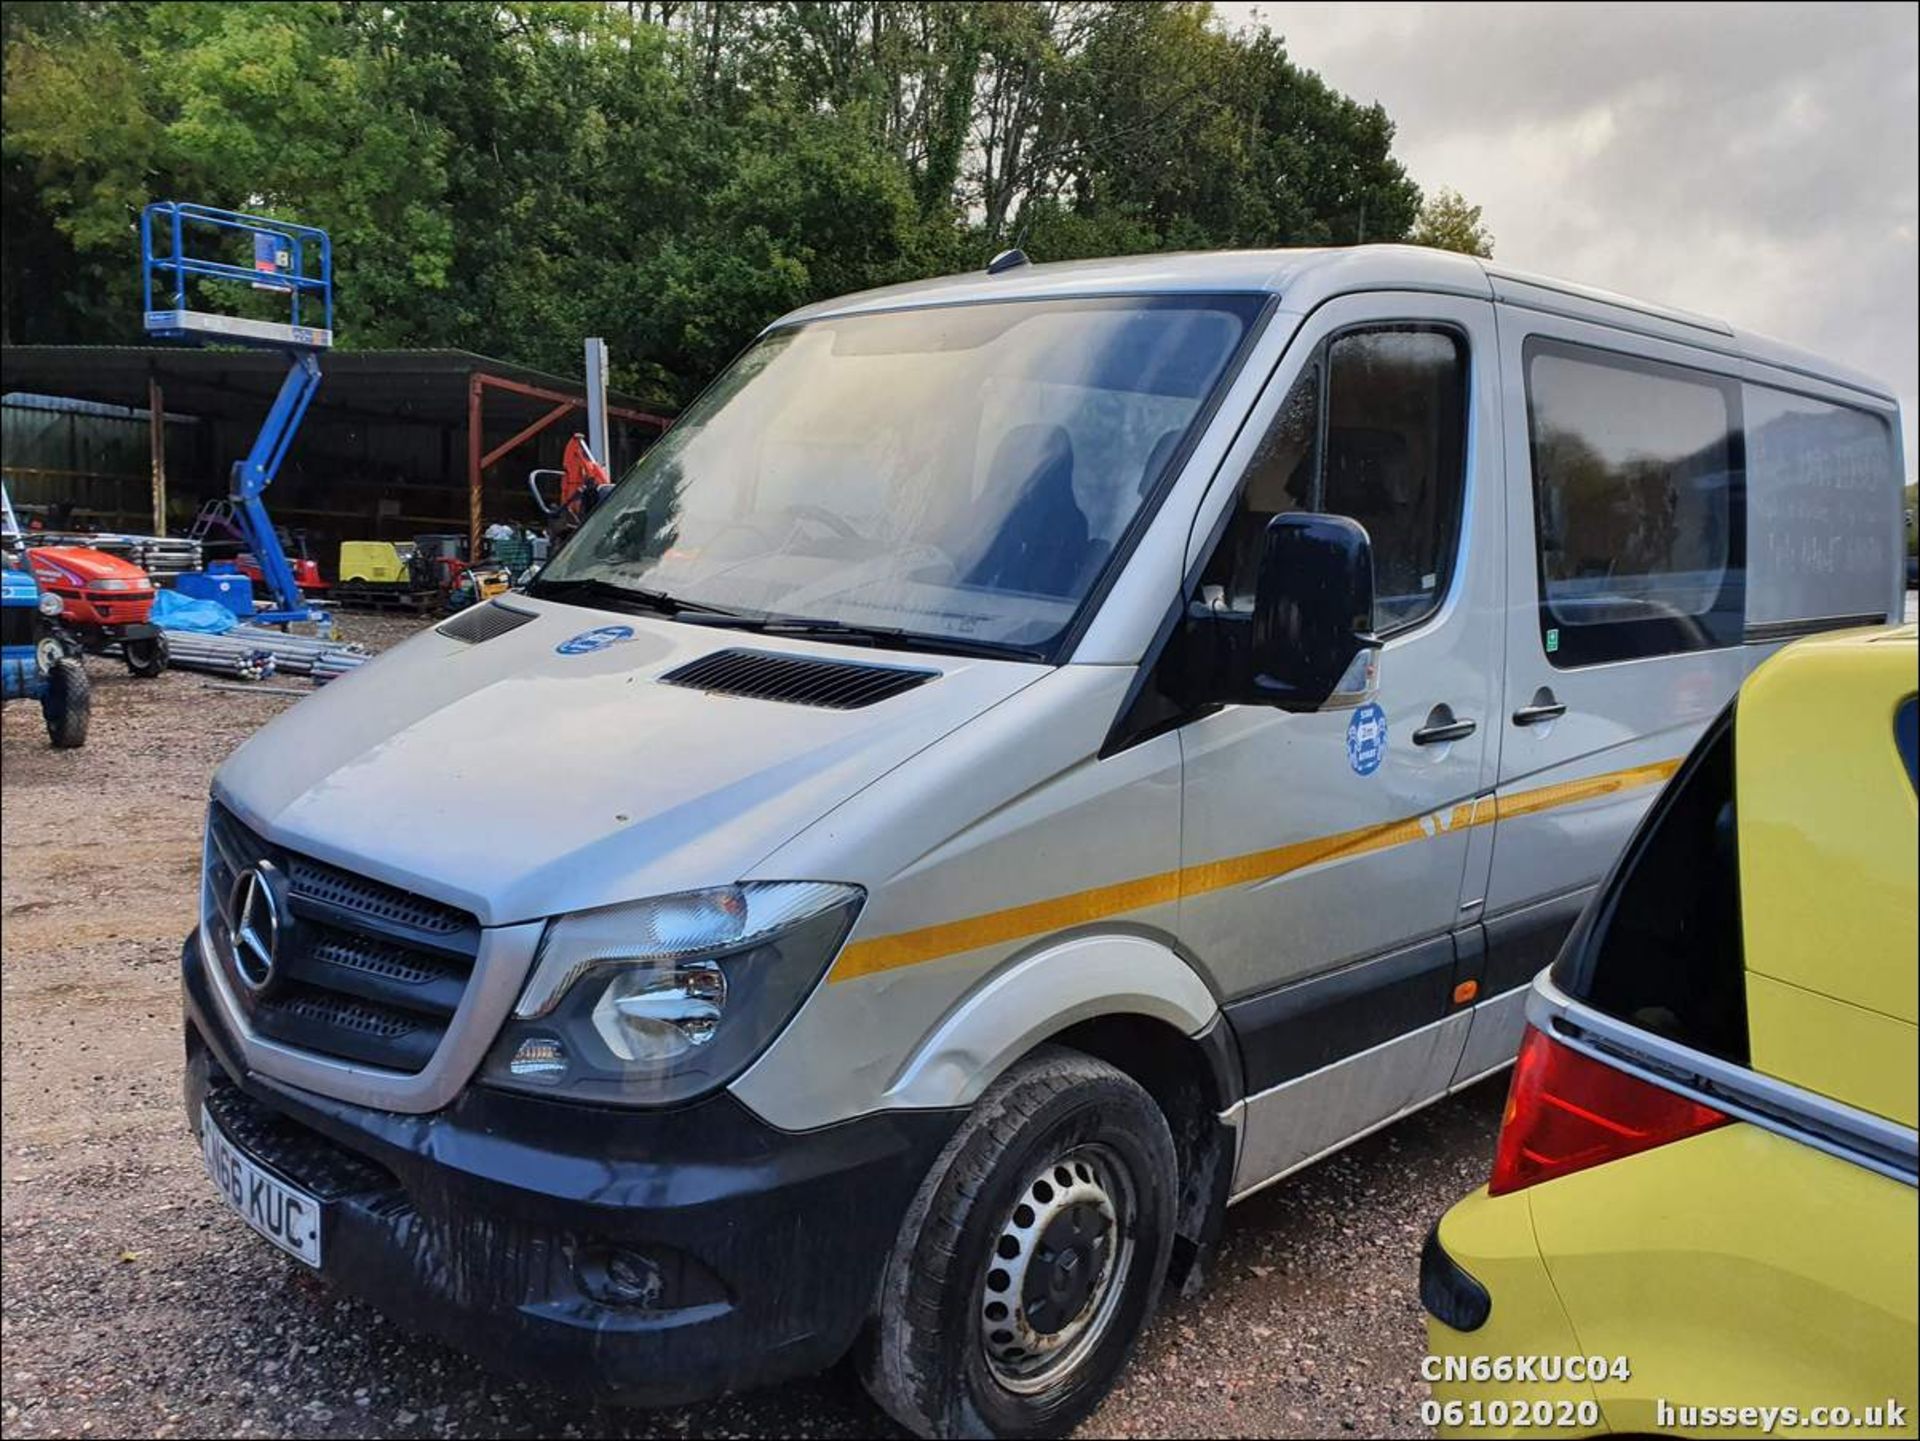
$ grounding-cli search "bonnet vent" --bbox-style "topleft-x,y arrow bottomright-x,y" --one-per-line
438,601 -> 537,644
660,648 -> 936,710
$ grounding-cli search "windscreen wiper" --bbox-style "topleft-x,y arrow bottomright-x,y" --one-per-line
527,576 -> 743,619
706,613 -> 1048,663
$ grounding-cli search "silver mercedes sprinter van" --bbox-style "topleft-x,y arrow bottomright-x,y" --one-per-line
183,247 -> 1907,1438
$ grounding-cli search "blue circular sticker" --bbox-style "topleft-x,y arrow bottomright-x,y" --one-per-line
1346,702 -> 1388,776
555,624 -> 635,656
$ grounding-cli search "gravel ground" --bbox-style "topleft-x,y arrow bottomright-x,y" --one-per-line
2,613 -> 1503,1439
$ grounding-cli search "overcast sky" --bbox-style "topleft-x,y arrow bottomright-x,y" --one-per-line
1220,1 -> 1919,479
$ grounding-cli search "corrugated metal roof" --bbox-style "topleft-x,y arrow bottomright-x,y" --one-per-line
0,346 -> 669,428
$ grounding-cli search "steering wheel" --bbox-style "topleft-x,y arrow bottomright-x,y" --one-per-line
781,503 -> 865,541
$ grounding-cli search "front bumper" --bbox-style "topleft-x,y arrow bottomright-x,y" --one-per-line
182,930 -> 960,1405
68,618 -> 158,646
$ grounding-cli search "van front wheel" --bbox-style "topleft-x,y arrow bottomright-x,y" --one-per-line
860,1046 -> 1177,1439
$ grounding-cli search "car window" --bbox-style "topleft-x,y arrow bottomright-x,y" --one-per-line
1199,325 -> 1468,634
1551,710 -> 1749,1063
1525,339 -> 1744,666
1744,384 -> 1898,630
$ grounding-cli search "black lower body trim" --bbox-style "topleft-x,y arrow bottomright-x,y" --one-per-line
1420,1222 -> 1491,1332
1480,887 -> 1594,1000
1224,933 -> 1459,1094
181,932 -> 960,1405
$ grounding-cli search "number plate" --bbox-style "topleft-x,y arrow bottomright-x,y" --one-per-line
200,1106 -> 323,1268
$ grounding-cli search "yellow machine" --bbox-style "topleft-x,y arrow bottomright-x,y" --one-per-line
337,540 -> 416,585
1423,626 -> 1918,1439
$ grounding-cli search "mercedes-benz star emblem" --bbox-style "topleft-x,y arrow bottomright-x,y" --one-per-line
227,863 -> 284,993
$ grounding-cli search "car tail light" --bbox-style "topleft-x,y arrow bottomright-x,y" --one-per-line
1488,1026 -> 1730,1196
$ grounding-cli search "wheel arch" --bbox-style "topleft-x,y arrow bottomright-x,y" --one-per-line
881,931 -> 1242,1292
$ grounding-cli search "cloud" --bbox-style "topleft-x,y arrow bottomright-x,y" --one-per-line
1220,1 -> 1918,478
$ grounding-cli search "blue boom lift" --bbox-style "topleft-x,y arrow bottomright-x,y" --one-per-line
142,200 -> 334,632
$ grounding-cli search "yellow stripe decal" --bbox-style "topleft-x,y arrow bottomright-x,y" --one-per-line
827,757 -> 1680,984
1490,758 -> 1681,821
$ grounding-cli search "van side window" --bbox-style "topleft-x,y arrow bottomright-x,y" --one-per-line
1200,326 -> 1468,633
1524,339 -> 1745,666
1743,383 -> 1897,632
1551,709 -> 1748,1063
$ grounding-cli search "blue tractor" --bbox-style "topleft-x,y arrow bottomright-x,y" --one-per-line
3,491 -> 91,748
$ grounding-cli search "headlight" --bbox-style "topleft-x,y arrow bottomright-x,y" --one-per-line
36,591 -> 62,616
90,578 -> 144,592
479,881 -> 862,1105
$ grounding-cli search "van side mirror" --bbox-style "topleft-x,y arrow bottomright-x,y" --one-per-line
1246,513 -> 1382,711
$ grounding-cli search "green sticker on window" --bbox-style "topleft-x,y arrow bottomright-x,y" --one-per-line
1545,628 -> 1560,654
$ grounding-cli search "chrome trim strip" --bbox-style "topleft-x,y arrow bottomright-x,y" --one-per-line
198,828 -> 541,1114
1743,612 -> 1887,645
1528,974 -> 1918,1187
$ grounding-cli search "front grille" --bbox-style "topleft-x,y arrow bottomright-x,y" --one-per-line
283,855 -> 467,934
90,597 -> 152,623
1,605 -> 35,650
204,805 -> 480,1075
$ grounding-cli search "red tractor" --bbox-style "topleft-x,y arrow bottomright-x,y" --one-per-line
24,544 -> 169,677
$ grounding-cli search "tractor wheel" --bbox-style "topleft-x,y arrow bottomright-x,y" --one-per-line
124,633 -> 169,678
43,657 -> 91,749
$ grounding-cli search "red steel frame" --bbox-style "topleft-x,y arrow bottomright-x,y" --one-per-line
466,372 -> 671,557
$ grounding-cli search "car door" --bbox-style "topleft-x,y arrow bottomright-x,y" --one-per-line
1472,309 -> 1750,1073
1172,291 -> 1505,1196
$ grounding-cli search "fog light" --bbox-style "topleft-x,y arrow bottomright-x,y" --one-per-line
576,1245 -> 664,1309
507,1035 -> 567,1080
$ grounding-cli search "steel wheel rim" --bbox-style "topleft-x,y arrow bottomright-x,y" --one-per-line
978,1142 -> 1136,1394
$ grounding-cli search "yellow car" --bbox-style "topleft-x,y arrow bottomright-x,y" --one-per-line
1423,625 -> 1918,1439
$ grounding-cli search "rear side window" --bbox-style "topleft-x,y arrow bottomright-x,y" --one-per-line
1525,339 -> 1745,666
1744,385 -> 1897,633
1551,711 -> 1748,1063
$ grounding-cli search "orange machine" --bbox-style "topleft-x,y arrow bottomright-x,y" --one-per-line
25,545 -> 168,676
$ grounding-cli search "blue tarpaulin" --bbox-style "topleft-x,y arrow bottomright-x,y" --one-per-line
151,586 -> 237,634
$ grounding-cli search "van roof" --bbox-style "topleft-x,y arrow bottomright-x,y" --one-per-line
777,245 -> 1897,405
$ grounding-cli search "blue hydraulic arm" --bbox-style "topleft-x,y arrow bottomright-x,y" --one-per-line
140,200 -> 334,629
230,352 -> 323,621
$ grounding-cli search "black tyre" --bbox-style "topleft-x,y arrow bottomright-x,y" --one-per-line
861,1046 -> 1178,1439
124,633 -> 168,678
42,657 -> 90,749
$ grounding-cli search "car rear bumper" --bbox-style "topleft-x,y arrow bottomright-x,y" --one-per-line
1422,1189 -> 1603,1437
181,930 -> 960,1405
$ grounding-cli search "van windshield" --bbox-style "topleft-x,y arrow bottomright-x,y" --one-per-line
538,295 -> 1262,658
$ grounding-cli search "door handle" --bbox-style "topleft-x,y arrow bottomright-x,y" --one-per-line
1413,705 -> 1478,746
1512,687 -> 1567,727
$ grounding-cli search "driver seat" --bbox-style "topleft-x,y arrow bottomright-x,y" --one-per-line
962,424 -> 1093,598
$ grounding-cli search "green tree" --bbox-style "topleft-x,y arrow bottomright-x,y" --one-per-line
1409,186 -> 1494,258
3,2 -> 453,344
3,2 -> 1479,404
